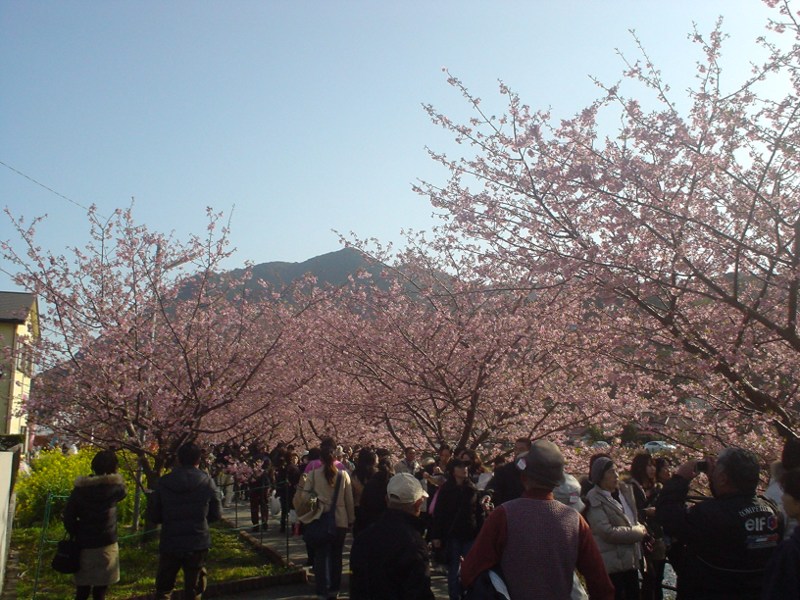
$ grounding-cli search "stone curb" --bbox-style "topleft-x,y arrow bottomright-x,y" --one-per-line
124,517 -> 307,599
229,519 -> 289,568
125,569 -> 308,600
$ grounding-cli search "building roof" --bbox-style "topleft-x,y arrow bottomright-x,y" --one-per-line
0,291 -> 37,323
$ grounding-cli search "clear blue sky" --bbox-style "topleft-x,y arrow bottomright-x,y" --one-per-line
0,1 -> 774,291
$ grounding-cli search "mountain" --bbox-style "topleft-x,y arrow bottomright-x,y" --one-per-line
228,247 -> 380,290
179,247 -> 449,303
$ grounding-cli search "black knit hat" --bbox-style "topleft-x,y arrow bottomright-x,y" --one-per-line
590,456 -> 615,486
516,440 -> 565,489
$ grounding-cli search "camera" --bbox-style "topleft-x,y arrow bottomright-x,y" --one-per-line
696,460 -> 710,474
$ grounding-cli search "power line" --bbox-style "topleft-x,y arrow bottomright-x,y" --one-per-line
0,159 -> 92,212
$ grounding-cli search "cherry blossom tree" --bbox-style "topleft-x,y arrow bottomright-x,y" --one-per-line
417,2 -> 800,448
1,206 -> 309,486
300,246 -> 629,456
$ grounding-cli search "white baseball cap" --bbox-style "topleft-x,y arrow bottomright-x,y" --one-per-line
387,473 -> 429,503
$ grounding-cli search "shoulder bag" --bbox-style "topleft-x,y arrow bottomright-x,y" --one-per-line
303,472 -> 342,547
293,471 -> 323,523
51,534 -> 81,574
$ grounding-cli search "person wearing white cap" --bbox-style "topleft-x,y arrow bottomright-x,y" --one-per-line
350,473 -> 435,600
554,474 -> 590,600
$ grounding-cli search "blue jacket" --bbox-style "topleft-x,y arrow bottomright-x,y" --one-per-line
148,466 -> 221,553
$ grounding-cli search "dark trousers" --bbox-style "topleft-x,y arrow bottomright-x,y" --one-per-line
445,538 -> 474,600
609,569 -> 639,600
641,558 -> 666,600
155,549 -> 208,600
249,486 -> 269,526
312,527 -> 347,598
75,585 -> 107,600
277,487 -> 294,531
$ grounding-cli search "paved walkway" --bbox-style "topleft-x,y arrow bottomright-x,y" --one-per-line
213,499 -> 450,599
214,501 -> 677,600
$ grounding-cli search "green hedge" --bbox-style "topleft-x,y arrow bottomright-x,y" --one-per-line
15,448 -> 144,527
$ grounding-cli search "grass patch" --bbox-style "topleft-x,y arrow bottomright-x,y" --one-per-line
14,523 -> 292,600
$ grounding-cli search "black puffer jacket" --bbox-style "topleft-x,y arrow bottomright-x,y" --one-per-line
64,473 -> 126,549
430,478 -> 481,543
358,471 -> 391,531
148,466 -> 221,553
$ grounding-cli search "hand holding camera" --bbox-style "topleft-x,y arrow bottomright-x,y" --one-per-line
676,457 -> 713,480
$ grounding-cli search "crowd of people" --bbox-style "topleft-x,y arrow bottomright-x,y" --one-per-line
59,435 -> 800,600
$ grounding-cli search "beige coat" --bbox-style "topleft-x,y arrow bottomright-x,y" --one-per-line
585,482 -> 647,574
300,466 -> 355,528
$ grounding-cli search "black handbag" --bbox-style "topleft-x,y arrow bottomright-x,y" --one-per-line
303,473 -> 342,547
51,536 -> 81,574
